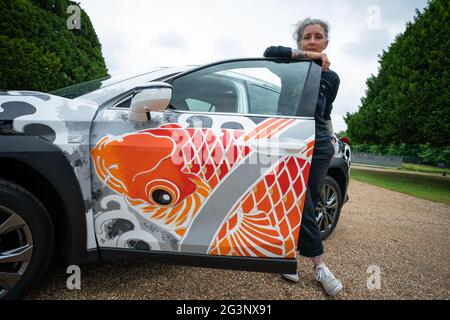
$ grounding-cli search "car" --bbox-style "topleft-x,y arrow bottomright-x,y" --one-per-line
0,57 -> 350,299
317,138 -> 351,240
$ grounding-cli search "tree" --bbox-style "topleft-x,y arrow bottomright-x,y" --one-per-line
0,35 -> 62,91
345,0 -> 450,148
0,0 -> 109,92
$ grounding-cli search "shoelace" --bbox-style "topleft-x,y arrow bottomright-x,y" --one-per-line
315,266 -> 333,282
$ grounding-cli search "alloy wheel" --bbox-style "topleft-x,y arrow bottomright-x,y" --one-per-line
0,205 -> 33,299
316,183 -> 339,235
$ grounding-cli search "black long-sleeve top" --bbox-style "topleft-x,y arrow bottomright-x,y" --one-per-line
263,46 -> 340,145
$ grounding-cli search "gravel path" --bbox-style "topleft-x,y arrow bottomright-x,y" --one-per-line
28,180 -> 450,300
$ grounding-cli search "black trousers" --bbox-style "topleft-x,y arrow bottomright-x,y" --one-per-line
297,140 -> 335,258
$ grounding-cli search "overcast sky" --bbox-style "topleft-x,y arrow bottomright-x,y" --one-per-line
77,0 -> 428,132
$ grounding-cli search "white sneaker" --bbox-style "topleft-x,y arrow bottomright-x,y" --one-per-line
315,264 -> 343,296
282,273 -> 299,283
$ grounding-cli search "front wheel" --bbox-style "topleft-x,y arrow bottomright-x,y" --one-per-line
0,180 -> 54,300
315,175 -> 342,240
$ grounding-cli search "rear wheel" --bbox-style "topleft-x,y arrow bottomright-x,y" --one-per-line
315,175 -> 342,240
0,180 -> 53,299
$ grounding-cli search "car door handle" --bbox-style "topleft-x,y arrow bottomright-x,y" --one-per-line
247,138 -> 308,157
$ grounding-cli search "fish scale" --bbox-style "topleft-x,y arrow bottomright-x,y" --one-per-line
120,124 -> 253,236
209,156 -> 310,258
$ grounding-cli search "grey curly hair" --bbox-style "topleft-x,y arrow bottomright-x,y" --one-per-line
293,18 -> 330,42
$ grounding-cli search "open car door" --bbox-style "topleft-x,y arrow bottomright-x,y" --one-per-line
90,58 -> 321,274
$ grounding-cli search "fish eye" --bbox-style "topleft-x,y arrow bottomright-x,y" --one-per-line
151,189 -> 173,206
145,179 -> 180,207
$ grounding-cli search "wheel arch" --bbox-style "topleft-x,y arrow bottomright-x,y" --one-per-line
0,135 -> 93,264
327,158 -> 349,206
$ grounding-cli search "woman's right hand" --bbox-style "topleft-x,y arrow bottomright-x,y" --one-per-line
304,51 -> 331,70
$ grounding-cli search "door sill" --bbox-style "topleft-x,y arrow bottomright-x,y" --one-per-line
99,248 -> 297,274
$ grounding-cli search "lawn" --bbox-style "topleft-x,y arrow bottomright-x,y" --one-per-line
351,167 -> 450,205
401,163 -> 450,175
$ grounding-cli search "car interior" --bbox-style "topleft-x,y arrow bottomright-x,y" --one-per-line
171,76 -> 239,113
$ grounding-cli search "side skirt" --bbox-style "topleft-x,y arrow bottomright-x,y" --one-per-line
99,249 -> 297,274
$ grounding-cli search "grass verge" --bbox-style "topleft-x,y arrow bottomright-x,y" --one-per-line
401,163 -> 450,175
351,167 -> 450,205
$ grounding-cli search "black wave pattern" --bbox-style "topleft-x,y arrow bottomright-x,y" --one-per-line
0,100 -> 56,142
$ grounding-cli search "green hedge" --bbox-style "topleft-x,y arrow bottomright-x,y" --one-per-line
351,143 -> 450,167
0,0 -> 108,92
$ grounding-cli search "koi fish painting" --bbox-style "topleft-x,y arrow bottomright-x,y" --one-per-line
91,117 -> 315,258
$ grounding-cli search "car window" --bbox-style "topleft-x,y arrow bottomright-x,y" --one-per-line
170,60 -> 310,117
246,83 -> 280,115
171,75 -> 239,113
185,98 -> 216,112
114,97 -> 132,109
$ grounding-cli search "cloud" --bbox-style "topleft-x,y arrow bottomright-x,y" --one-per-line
155,30 -> 188,50
77,0 -> 430,131
214,36 -> 244,59
341,28 -> 392,61
98,30 -> 128,75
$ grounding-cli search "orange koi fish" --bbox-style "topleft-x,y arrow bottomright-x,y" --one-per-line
92,123 -> 252,237
209,156 -> 312,258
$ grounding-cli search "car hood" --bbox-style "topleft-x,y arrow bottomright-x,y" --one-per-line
0,90 -> 98,145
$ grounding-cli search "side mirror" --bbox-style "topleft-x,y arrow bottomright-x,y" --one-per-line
128,82 -> 172,122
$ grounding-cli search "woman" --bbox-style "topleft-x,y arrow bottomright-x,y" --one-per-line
264,18 -> 342,296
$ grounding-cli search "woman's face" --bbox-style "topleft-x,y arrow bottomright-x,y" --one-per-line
298,24 -> 328,53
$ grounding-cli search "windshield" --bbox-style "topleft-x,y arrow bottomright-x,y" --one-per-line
49,68 -> 165,99
49,76 -> 111,99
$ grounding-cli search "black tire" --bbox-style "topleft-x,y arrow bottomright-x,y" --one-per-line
315,175 -> 342,240
0,180 -> 54,300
